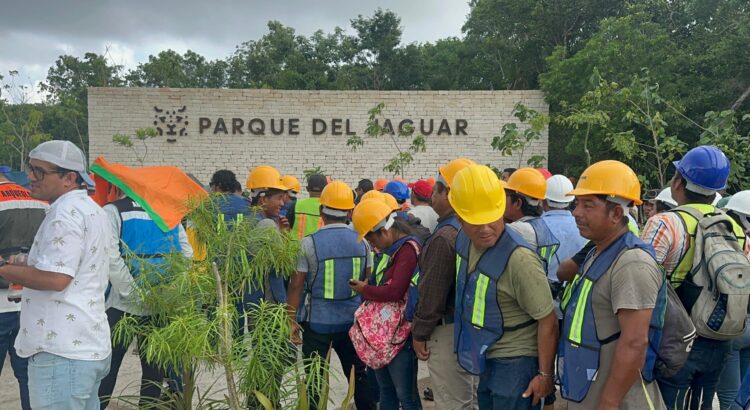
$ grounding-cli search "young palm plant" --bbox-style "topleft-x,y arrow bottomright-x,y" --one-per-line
112,194 -> 334,409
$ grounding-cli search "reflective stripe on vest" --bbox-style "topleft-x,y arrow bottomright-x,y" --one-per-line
669,204 -> 746,288
293,197 -> 323,239
527,217 -> 560,274
374,254 -> 391,285
559,231 -> 661,402
453,227 -> 530,375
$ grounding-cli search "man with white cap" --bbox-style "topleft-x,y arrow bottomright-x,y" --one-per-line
0,140 -> 113,409
541,175 -> 587,308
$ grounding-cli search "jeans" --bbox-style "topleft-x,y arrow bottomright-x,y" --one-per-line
28,352 -> 111,410
98,308 -> 165,408
658,336 -> 732,409
718,319 -> 750,410
374,339 -> 421,410
301,322 -> 375,410
0,311 -> 30,409
477,356 -> 540,410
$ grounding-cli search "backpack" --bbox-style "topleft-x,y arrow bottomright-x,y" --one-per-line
651,281 -> 697,379
348,280 -> 412,369
677,206 -> 750,340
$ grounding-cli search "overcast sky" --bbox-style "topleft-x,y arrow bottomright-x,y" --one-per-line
0,0 -> 471,103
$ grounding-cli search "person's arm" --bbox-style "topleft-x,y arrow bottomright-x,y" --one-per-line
0,264 -> 71,291
558,241 -> 594,282
640,214 -> 675,266
103,204 -> 135,303
523,312 -> 558,405
177,224 -> 194,258
287,271 -> 306,344
596,308 -> 653,410
412,232 -> 457,341
354,244 -> 417,302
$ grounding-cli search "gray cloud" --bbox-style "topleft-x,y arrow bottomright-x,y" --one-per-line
1,0 -> 469,101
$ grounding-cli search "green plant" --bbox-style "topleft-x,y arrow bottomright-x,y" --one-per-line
347,102 -> 427,178
112,127 -> 158,166
491,102 -> 549,168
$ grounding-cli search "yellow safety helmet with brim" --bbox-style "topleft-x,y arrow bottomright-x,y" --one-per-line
567,160 -> 642,205
352,199 -> 396,242
448,164 -> 506,225
246,165 -> 288,191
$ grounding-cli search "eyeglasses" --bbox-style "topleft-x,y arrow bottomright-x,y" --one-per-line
26,163 -> 70,181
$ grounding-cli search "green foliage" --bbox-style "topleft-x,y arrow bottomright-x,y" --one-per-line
0,72 -> 52,168
113,195 -> 310,409
302,166 -> 326,181
491,103 -> 549,168
347,102 -> 427,177
698,111 -> 750,191
112,127 -> 158,166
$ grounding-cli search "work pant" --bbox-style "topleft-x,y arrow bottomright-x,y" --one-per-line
426,323 -> 479,410
301,322 -> 375,410
0,311 -> 30,409
374,337 -> 422,410
717,317 -> 750,409
658,336 -> 732,409
99,308 -> 165,408
477,356 -> 540,410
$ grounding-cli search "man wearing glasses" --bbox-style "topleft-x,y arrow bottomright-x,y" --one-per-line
0,140 -> 114,409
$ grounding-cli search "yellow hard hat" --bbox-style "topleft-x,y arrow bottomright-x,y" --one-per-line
246,165 -> 288,191
320,180 -> 355,210
281,175 -> 301,193
567,160 -> 643,205
438,158 -> 476,188
448,164 -> 506,225
505,167 -> 546,200
382,192 -> 401,211
352,199 -> 394,241
360,190 -> 384,202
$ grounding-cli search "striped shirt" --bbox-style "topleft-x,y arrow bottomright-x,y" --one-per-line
640,212 -> 689,279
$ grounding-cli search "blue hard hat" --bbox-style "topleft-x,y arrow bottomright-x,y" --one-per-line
673,145 -> 730,193
384,180 -> 410,201
0,165 -> 10,174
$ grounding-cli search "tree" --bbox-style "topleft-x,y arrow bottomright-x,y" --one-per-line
0,71 -> 51,168
126,50 -> 228,88
347,103 -> 426,178
40,52 -> 124,155
112,128 -> 158,166
491,102 -> 549,168
349,8 -> 403,90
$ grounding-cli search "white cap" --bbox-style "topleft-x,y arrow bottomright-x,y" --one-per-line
29,140 -> 95,187
545,174 -> 575,207
654,188 -> 677,208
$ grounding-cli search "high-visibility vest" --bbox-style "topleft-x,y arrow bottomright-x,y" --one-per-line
558,231 -> 665,402
453,227 -> 532,375
0,182 -> 47,257
292,197 -> 324,239
525,217 -> 560,275
112,198 -> 181,280
668,203 -> 746,288
297,226 -> 367,333
370,235 -> 420,286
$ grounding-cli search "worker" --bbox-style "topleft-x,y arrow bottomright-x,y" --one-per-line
290,174 -> 327,239
374,178 -> 388,192
281,174 -> 301,218
384,180 -> 411,212
407,180 -> 439,233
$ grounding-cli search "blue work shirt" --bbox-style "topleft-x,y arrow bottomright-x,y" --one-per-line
541,209 -> 588,282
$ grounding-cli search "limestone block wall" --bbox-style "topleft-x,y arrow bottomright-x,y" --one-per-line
88,88 -> 548,193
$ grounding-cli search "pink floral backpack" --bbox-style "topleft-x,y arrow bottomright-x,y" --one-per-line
349,290 -> 412,369
349,241 -> 420,369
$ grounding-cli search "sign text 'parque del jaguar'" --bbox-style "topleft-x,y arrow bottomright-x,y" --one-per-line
197,117 -> 469,136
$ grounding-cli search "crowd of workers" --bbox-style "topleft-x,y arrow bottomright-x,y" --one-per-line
0,139 -> 750,410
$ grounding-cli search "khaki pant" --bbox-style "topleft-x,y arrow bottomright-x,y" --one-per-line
427,323 -> 479,410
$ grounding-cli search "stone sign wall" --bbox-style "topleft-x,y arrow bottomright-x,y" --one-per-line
88,88 -> 548,190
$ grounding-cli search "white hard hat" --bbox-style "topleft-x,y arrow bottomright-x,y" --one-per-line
712,193 -> 723,206
724,191 -> 750,217
654,188 -> 678,208
545,174 -> 574,206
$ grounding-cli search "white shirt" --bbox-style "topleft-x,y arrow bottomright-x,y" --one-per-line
509,217 -> 538,249
407,205 -> 439,233
15,190 -> 112,361
103,202 -> 193,315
